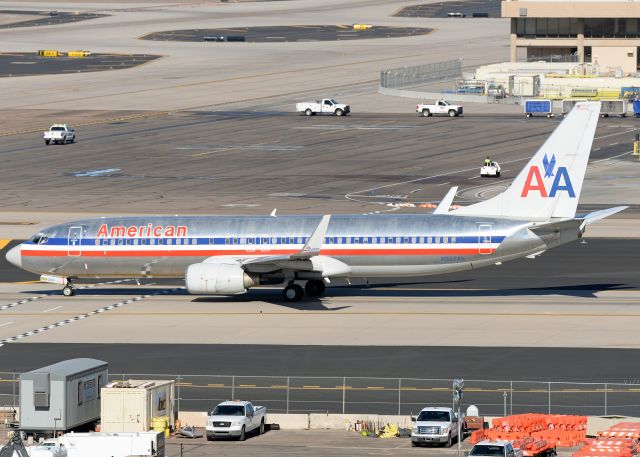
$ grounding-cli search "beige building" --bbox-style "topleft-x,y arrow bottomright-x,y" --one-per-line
502,0 -> 640,74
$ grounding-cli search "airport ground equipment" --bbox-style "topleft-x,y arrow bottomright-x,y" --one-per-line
562,99 -> 587,116
599,99 -> 628,118
296,98 -> 350,116
411,406 -> 461,447
42,431 -> 164,457
633,100 -> 640,118
524,99 -> 553,118
19,359 -> 108,437
206,401 -> 266,441
100,380 -> 175,433
416,99 -> 463,117
480,160 -> 501,178
43,125 -> 75,145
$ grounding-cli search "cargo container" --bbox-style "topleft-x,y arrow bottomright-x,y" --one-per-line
562,99 -> 587,116
19,359 -> 108,437
524,99 -> 553,118
43,431 -> 164,457
600,99 -> 628,117
101,380 -> 175,433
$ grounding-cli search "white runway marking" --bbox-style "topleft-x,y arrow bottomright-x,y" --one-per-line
0,322 -> 13,328
42,306 -> 63,313
0,287 -> 184,347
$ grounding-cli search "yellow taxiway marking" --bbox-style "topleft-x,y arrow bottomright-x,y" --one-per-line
0,240 -> 11,250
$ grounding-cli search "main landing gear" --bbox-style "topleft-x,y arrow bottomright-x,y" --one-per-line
282,280 -> 326,302
62,281 -> 76,297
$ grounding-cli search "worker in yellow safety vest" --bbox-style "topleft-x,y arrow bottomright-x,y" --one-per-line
484,156 -> 492,167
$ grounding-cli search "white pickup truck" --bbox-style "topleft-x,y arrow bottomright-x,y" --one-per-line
296,98 -> 350,116
44,124 -> 76,145
469,440 -> 525,457
206,400 -> 266,441
411,406 -> 462,447
416,99 -> 463,117
480,160 -> 501,177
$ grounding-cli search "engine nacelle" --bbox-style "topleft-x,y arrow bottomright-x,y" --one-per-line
185,262 -> 257,295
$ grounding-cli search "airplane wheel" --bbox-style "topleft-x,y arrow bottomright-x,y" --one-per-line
62,285 -> 76,297
304,280 -> 326,297
283,284 -> 304,302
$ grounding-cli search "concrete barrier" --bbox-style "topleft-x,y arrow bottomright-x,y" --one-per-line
379,86 -> 490,103
177,412 -> 640,433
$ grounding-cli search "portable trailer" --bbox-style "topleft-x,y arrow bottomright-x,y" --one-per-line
19,359 -> 108,438
600,99 -> 628,118
524,99 -> 553,118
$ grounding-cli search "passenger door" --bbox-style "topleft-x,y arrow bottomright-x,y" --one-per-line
322,99 -> 333,113
478,223 -> 492,254
68,226 -> 83,256
245,403 -> 256,429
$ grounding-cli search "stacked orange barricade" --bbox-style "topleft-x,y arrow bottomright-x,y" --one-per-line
484,414 -> 587,448
572,422 -> 640,457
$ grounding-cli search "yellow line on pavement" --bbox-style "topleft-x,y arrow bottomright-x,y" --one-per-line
0,240 -> 11,250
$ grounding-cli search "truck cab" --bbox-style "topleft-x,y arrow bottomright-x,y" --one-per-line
411,406 -> 460,447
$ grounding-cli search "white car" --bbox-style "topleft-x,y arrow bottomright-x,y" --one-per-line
411,406 -> 461,447
44,124 -> 75,145
416,99 -> 463,117
206,401 -> 266,441
296,98 -> 350,116
480,161 -> 501,177
470,440 -> 524,457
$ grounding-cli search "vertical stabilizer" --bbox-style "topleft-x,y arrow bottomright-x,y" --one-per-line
453,101 -> 600,219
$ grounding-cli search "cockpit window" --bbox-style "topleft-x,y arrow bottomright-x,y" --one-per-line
38,237 -> 48,245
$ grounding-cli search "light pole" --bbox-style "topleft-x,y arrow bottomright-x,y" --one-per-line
453,379 -> 464,457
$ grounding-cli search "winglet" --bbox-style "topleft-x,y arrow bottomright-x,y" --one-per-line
433,186 -> 458,215
270,208 -> 277,217
292,214 -> 331,259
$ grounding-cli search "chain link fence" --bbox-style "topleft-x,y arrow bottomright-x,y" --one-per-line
380,59 -> 462,89
3,372 -> 640,416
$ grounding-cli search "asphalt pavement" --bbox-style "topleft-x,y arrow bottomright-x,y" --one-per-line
394,0 -> 501,18
142,25 -> 433,43
0,10 -> 107,29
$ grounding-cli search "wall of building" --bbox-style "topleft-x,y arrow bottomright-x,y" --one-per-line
592,45 -> 637,73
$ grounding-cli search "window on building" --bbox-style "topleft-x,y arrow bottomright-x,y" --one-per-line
78,381 -> 83,405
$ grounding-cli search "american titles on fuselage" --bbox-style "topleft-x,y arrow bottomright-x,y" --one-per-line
96,224 -> 188,238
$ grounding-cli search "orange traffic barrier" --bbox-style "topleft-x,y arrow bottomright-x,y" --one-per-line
470,429 -> 485,445
573,421 -> 640,457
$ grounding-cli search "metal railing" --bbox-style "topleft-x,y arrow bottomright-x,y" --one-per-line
3,373 -> 640,417
380,59 -> 462,89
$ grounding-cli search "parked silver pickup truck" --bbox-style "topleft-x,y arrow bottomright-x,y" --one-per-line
206,401 -> 266,441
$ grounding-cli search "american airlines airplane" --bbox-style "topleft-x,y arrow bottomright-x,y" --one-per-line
5,102 -> 626,301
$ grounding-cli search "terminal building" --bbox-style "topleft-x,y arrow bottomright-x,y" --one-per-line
502,0 -> 640,75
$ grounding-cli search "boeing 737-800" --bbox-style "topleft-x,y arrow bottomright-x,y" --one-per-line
5,102 -> 626,301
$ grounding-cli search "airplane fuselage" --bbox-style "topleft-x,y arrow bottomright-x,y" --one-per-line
14,214 -> 560,279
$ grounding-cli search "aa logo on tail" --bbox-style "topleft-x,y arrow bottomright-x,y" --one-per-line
521,153 -> 576,198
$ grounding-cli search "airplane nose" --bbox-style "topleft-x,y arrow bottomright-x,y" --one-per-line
5,245 -> 22,268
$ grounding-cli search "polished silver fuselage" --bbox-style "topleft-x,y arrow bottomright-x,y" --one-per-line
17,214 -> 573,280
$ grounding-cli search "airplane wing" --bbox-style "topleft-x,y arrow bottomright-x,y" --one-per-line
433,186 -> 458,215
201,214 -> 351,277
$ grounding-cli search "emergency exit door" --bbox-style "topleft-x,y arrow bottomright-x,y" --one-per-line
478,224 -> 492,255
68,226 -> 83,256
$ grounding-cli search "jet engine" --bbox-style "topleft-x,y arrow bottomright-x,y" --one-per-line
185,263 -> 258,295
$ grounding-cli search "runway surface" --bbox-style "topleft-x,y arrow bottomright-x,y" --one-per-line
142,25 -> 433,43
0,10 -> 106,29
0,53 -> 161,78
0,111 -> 637,219
395,0 -> 501,18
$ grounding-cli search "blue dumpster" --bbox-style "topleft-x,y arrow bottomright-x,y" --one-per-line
524,99 -> 553,118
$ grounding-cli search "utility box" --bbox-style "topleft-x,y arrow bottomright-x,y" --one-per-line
101,380 -> 175,433
19,358 -> 108,434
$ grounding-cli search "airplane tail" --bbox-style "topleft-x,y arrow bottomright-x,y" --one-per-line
453,101 -> 601,220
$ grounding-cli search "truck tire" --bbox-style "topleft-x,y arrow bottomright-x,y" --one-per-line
448,110 -> 457,117
422,109 -> 430,117
238,426 -> 246,441
411,441 -> 418,447
496,171 -> 501,177
305,109 -> 312,116
45,140 -> 50,145
526,113 -> 532,118
70,136 -> 75,143
206,435 -> 214,441
257,419 -> 265,436
445,433 -> 452,447
62,138 -> 66,145
335,108 -> 344,116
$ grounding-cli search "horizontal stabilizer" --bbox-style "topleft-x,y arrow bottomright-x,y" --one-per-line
433,186 -> 458,215
579,206 -> 628,227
